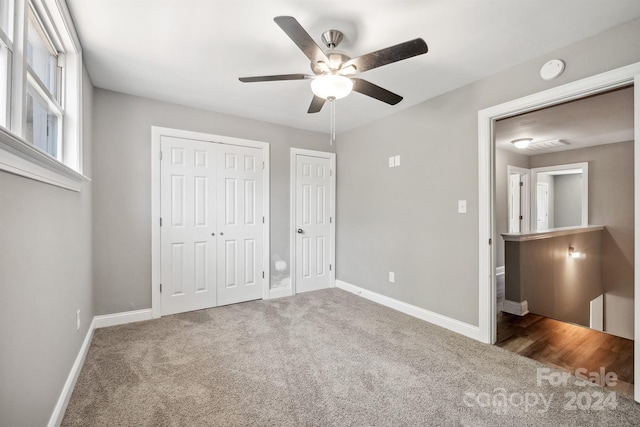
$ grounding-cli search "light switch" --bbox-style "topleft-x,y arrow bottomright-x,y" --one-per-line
389,272 -> 395,283
458,200 -> 467,214
394,155 -> 400,166
388,156 -> 395,168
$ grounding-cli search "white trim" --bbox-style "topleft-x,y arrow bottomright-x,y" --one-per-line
47,317 -> 96,427
47,306 -> 155,426
290,148 -> 336,296
0,127 -> 89,190
478,61 -> 640,403
634,75 -> 640,403
336,280 -> 481,341
151,126 -> 271,317
502,300 -> 529,316
93,309 -> 153,329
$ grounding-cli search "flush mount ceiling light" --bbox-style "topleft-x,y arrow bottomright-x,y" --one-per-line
311,74 -> 353,100
511,138 -> 533,149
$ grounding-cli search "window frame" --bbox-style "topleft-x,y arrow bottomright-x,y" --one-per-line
0,0 -> 15,128
0,0 -> 87,191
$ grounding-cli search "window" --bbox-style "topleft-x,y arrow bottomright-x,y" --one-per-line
26,7 -> 62,158
0,0 -> 14,128
0,0 -> 85,190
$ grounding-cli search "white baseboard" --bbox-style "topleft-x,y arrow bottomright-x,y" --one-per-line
48,308 -> 155,426
94,308 -> 153,329
503,299 -> 529,316
336,280 -> 481,341
47,317 -> 96,427
267,286 -> 294,299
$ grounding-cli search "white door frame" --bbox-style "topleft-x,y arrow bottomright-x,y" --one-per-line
151,126 -> 271,318
289,148 -> 336,296
478,62 -> 640,402
507,165 -> 530,233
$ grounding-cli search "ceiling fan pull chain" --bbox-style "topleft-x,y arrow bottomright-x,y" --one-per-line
330,97 -> 336,145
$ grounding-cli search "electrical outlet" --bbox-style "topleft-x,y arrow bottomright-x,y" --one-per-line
76,310 -> 81,330
394,155 -> 400,166
458,200 -> 467,214
389,272 -> 395,283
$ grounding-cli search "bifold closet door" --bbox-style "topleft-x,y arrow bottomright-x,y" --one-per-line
216,144 -> 264,306
160,136 -> 218,316
160,138 -> 264,315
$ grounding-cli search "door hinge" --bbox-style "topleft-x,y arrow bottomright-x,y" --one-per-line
160,218 -> 163,227
330,169 -> 333,176
263,161 -> 265,169
519,215 -> 523,220
489,238 -> 492,245
330,217 -> 332,224
160,283 -> 162,293
262,271 -> 265,279
262,216 -> 265,224
329,264 -> 332,271
519,181 -> 523,187
160,151 -> 163,160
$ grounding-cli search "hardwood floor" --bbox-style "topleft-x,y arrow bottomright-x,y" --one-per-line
496,312 -> 634,397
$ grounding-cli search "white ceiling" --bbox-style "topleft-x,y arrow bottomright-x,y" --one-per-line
66,0 -> 640,134
495,86 -> 634,155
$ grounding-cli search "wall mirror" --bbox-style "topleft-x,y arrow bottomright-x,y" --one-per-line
530,162 -> 588,231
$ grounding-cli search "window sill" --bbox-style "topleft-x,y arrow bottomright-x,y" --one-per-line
0,126 -> 89,192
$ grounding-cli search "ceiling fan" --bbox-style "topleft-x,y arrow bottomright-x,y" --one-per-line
239,16 -> 429,114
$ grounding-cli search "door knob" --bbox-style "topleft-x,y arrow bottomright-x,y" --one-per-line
297,229 -> 303,234
220,232 -> 224,236
211,232 -> 215,236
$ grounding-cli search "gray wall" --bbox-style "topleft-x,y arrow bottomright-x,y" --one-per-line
0,66 -> 94,427
92,89 -> 333,315
554,173 -> 582,227
531,141 -> 634,339
506,230 -> 603,328
336,18 -> 640,326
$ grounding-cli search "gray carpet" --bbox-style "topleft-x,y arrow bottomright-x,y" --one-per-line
62,288 -> 639,426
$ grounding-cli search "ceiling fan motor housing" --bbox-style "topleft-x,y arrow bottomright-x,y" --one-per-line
311,51 -> 351,74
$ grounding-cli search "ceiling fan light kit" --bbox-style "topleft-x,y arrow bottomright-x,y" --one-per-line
311,74 -> 353,100
239,16 -> 429,143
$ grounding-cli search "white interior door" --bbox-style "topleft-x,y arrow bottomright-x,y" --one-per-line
508,173 -> 521,233
160,136 -> 265,314
537,182 -> 549,230
294,154 -> 332,293
160,136 -> 217,316
216,144 -> 264,306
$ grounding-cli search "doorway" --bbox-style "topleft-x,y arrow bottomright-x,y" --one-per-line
477,63 -> 640,402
